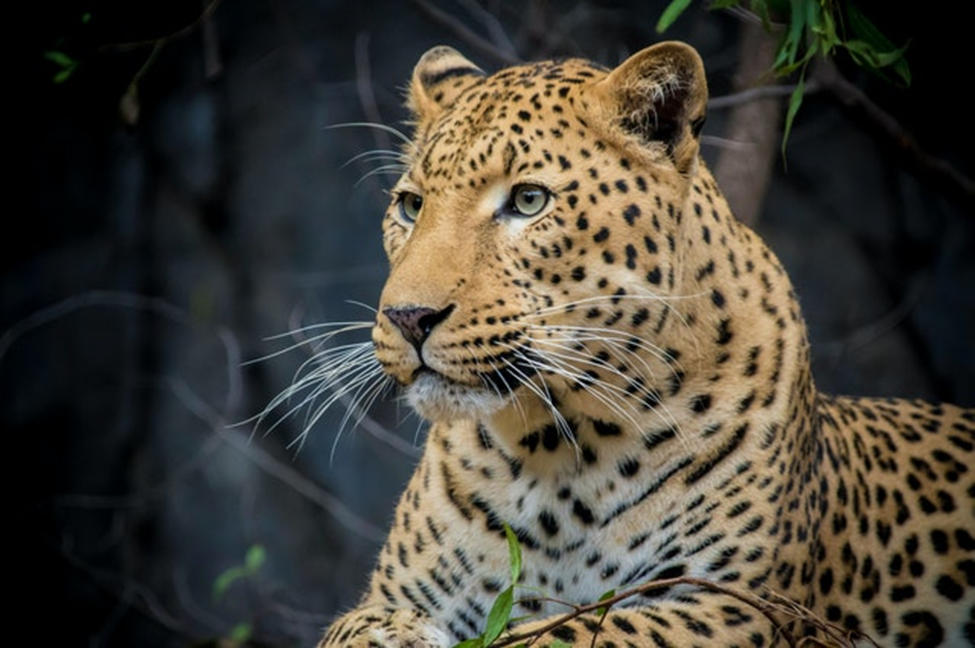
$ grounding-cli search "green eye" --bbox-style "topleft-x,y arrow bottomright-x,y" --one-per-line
398,192 -> 423,223
510,184 -> 550,217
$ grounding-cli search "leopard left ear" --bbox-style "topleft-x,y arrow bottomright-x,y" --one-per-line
593,41 -> 708,173
407,46 -> 485,123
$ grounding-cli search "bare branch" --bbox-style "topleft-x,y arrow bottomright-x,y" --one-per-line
495,576 -> 879,647
410,0 -> 520,66
813,59 -> 975,212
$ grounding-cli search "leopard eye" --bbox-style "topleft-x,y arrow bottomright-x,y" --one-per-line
510,184 -> 550,217
398,191 -> 423,223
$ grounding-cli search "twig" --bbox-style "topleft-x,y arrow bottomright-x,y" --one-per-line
708,80 -> 815,110
409,0 -> 520,66
813,59 -> 974,212
169,378 -> 388,544
457,0 -> 518,59
0,289 -> 190,365
494,575 -> 876,647
98,0 -> 225,53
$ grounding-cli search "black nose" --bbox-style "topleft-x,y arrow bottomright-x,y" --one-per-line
383,304 -> 454,352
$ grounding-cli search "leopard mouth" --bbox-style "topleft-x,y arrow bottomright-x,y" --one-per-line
404,356 -> 538,422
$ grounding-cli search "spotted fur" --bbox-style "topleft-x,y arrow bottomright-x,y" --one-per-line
318,42 -> 975,647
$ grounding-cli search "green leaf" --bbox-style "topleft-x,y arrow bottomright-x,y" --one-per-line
245,544 -> 266,571
483,587 -> 514,645
656,0 -> 693,34
844,39 -> 911,85
773,1 -> 806,70
548,641 -> 573,648
845,4 -> 897,53
595,589 -> 616,617
708,0 -> 741,9
781,72 -> 806,157
503,523 -> 522,585
213,566 -> 246,600
229,622 -> 252,643
453,639 -> 484,648
53,68 -> 75,84
44,50 -> 76,69
212,544 -> 266,600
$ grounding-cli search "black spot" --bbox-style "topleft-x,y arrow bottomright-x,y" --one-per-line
618,457 -> 641,478
657,564 -> 686,580
611,616 -> 637,634
623,203 -> 641,225
646,267 -> 662,285
538,510 -> 559,537
711,289 -> 726,308
557,155 -> 571,170
716,318 -> 733,345
593,227 -> 609,242
573,499 -> 595,525
571,266 -> 586,281
819,568 -> 834,595
898,611 -> 944,646
519,431 -> 540,452
581,444 -> 597,465
935,574 -> 964,601
550,625 -> 576,642
644,235 -> 658,254
625,243 -> 638,269
541,424 -> 561,451
631,308 -> 650,327
690,394 -> 712,414
931,529 -> 950,555
890,584 -> 915,601
956,529 -> 975,550
593,419 -> 622,437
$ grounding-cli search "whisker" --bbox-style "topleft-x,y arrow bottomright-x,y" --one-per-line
518,329 -> 692,450
325,121 -> 413,146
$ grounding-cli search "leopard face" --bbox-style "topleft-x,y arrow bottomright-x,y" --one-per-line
372,43 -> 755,436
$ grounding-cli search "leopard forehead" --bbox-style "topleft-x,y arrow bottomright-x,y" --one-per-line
383,50 -> 700,281
407,58 -> 606,177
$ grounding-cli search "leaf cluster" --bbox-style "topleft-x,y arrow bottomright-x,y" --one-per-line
657,0 -> 911,150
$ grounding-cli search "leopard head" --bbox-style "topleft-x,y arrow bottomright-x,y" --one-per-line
372,42 -> 727,428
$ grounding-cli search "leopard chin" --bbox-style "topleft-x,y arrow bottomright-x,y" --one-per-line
404,371 -> 511,423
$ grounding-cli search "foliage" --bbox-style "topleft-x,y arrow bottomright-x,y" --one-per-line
657,0 -> 911,151
44,12 -> 91,84
454,524 -> 523,648
211,544 -> 267,644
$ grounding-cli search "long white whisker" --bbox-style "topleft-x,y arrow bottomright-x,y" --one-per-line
326,121 -> 412,145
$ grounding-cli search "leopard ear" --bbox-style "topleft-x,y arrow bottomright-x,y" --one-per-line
408,46 -> 485,122
593,41 -> 708,173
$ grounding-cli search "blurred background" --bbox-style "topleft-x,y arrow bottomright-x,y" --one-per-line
10,1 -> 973,646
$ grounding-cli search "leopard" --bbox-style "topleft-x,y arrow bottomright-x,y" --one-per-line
315,41 -> 975,647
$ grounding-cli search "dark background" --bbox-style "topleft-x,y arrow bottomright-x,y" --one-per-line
10,1 -> 973,646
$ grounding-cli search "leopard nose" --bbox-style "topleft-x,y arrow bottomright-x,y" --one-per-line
383,304 -> 455,352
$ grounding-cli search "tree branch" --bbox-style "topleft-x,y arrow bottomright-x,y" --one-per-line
409,0 -> 520,66
813,59 -> 974,212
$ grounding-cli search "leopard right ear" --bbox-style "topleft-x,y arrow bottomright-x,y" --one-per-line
407,46 -> 485,123
592,41 -> 708,174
